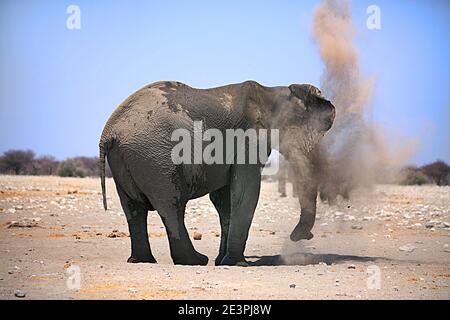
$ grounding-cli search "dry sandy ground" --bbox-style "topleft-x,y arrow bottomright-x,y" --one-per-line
0,175 -> 449,300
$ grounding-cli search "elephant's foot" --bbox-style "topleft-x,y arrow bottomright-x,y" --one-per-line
127,255 -> 157,264
214,253 -> 225,266
290,224 -> 314,242
218,254 -> 249,267
173,251 -> 209,266
194,252 -> 209,266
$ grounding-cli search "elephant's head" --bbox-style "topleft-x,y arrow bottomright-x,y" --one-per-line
274,84 -> 335,158
270,83 -> 335,242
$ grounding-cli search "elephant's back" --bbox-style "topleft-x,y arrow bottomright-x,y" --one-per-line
104,81 -> 244,147
103,82 -> 191,146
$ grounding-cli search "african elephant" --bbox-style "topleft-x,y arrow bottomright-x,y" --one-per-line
99,80 -> 335,266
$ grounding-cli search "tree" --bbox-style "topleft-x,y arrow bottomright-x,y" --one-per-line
31,156 -> 59,175
421,160 -> 450,186
0,149 -> 35,174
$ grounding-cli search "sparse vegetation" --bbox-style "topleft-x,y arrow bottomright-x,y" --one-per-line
0,149 -> 112,177
31,155 -> 59,175
399,166 -> 429,186
0,149 -> 448,185
398,161 -> 450,186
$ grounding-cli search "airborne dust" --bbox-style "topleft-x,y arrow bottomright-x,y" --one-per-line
313,0 -> 417,200
281,0 -> 418,264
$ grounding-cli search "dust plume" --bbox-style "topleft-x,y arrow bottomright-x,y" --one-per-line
312,0 -> 417,201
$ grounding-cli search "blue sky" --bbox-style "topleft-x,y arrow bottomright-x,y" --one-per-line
0,0 -> 449,165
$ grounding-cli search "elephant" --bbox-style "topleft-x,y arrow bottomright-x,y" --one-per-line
99,80 -> 335,266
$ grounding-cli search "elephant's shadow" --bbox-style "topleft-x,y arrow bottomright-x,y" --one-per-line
246,253 -> 391,266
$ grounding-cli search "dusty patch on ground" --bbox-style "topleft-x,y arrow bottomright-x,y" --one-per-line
0,175 -> 449,299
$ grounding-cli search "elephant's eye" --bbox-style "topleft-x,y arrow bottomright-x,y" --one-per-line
293,97 -> 307,112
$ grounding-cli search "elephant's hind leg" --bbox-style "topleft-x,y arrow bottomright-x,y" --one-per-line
157,202 -> 208,266
126,160 -> 208,266
116,186 -> 156,263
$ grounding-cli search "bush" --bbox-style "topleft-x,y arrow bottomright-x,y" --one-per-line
71,156 -> 99,176
399,168 -> 429,186
56,159 -> 87,177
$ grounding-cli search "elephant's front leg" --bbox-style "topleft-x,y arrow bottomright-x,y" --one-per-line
209,186 -> 231,266
219,165 -> 261,266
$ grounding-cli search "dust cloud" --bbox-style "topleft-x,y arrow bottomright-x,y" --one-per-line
281,0 -> 418,261
312,0 -> 417,201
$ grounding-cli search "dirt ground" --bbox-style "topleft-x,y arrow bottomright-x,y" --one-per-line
0,175 -> 449,299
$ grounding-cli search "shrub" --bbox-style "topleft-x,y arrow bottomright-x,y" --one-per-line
56,159 -> 87,177
399,166 -> 429,185
71,156 -> 99,176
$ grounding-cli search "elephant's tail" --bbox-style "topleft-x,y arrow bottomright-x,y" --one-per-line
99,140 -> 108,211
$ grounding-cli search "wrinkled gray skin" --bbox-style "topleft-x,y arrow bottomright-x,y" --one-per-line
99,80 -> 335,266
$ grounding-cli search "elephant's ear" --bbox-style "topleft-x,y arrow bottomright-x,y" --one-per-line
289,84 -> 322,102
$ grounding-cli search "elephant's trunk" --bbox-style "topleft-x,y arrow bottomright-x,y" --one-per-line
288,152 -> 319,241
290,183 -> 317,241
